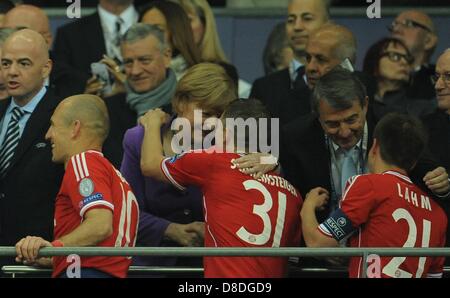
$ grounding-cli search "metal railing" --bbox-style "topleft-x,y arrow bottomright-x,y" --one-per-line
2,247 -> 450,278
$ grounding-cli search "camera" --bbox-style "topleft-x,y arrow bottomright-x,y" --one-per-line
90,62 -> 113,95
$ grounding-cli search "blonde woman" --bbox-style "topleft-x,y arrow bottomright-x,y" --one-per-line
120,63 -> 237,269
173,0 -> 252,97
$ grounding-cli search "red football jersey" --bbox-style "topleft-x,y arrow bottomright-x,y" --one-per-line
53,150 -> 139,278
319,171 -> 447,278
161,149 -> 303,278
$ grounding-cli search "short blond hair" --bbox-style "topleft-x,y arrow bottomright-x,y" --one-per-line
172,63 -> 237,117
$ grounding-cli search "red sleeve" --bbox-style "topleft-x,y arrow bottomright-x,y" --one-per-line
339,175 -> 378,227
160,150 -> 213,191
66,153 -> 114,218
428,213 -> 447,278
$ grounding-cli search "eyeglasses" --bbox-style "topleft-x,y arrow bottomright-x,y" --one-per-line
431,72 -> 450,85
387,19 -> 432,33
381,51 -> 414,65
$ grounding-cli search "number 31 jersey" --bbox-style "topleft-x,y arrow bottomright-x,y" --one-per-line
161,149 -> 303,278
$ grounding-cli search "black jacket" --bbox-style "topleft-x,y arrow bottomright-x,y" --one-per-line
250,68 -> 312,125
53,12 -> 107,96
0,89 -> 64,265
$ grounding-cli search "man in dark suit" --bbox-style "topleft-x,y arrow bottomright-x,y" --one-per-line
250,0 -> 329,125
53,0 -> 138,95
281,68 -> 449,220
390,10 -> 438,100
0,29 -> 64,268
422,49 -> 450,250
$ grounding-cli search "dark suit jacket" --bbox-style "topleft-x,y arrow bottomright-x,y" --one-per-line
422,109 -> 450,248
250,69 -> 377,125
0,89 -> 64,257
422,109 -> 450,172
102,93 -> 173,170
102,93 -> 137,170
53,12 -> 106,95
407,64 -> 436,100
49,50 -> 86,101
250,68 -> 312,125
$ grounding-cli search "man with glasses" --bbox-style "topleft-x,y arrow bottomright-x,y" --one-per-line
389,10 -> 438,100
422,49 -> 450,252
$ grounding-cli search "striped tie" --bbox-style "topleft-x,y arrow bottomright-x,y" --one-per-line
0,107 -> 26,177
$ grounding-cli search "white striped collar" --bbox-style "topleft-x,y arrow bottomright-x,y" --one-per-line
383,170 -> 412,184
85,150 -> 104,157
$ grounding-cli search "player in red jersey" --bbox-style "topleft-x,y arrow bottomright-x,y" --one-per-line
301,113 -> 447,278
15,95 -> 139,278
139,99 -> 302,278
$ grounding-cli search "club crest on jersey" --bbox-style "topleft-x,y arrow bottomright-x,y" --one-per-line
78,178 -> 94,197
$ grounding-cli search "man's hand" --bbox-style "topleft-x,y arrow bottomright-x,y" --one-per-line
15,236 -> 52,265
139,108 -> 170,130
233,153 -> 278,179
164,222 -> 205,247
423,167 -> 450,195
304,187 -> 330,211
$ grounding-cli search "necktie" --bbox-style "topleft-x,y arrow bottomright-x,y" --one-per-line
293,66 -> 307,90
341,148 -> 357,195
115,17 -> 124,46
0,107 -> 26,177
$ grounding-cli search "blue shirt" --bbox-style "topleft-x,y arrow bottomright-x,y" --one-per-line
0,86 -> 47,145
289,58 -> 307,84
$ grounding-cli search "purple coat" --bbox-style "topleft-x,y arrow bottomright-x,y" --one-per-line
120,125 -> 203,266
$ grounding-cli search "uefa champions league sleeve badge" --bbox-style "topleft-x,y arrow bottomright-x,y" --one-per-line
79,178 -> 94,197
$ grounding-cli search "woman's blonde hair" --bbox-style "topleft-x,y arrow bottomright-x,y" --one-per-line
173,63 -> 237,117
175,0 -> 228,63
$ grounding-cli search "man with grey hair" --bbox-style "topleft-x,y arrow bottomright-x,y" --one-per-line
389,10 -> 438,100
250,0 -> 330,124
281,67 -> 449,222
305,23 -> 356,89
101,23 -> 175,169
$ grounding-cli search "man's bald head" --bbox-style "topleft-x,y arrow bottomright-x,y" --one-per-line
3,28 -> 49,61
2,4 -> 52,46
435,49 -> 450,114
311,23 -> 356,63
305,23 -> 356,89
60,94 -> 110,143
1,29 -> 52,105
398,10 -> 435,33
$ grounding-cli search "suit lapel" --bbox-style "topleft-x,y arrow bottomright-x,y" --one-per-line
0,99 -> 10,120
87,13 -> 106,61
9,90 -> 58,170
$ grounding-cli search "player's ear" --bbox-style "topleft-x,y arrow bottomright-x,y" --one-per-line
370,138 -> 379,156
71,120 -> 82,138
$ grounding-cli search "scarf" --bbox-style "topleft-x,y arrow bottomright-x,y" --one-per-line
125,68 -> 177,117
170,54 -> 188,81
